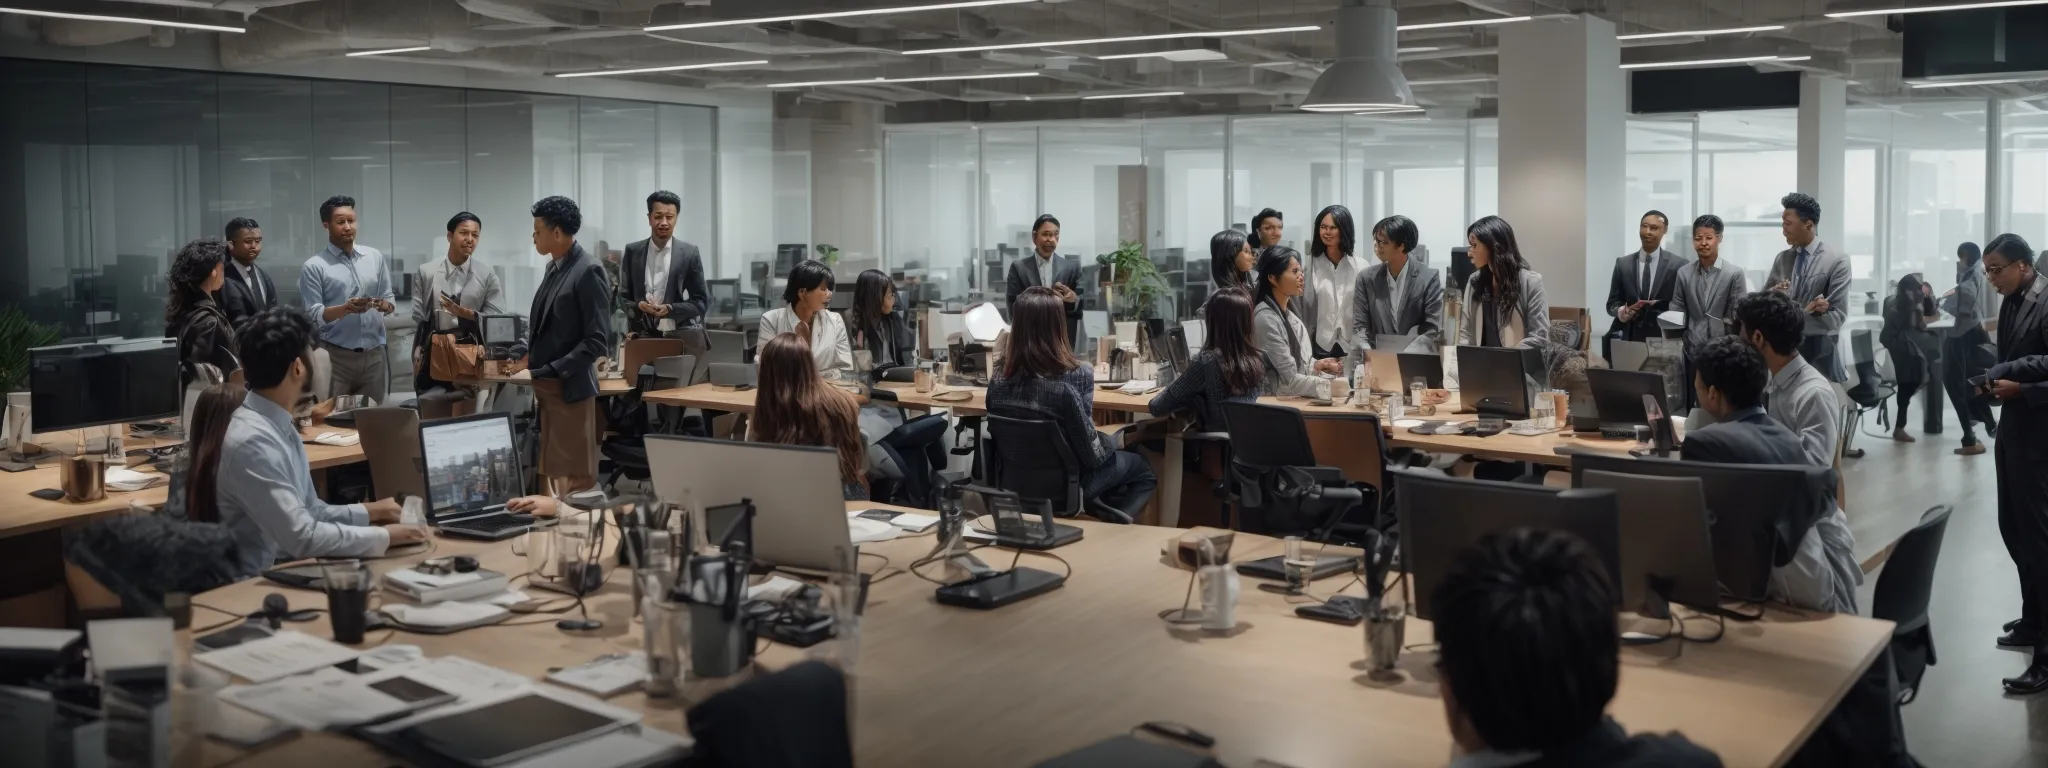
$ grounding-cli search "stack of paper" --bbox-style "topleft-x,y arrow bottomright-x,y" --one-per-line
194,630 -> 360,684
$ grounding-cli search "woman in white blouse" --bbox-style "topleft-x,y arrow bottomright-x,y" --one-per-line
759,259 -> 853,379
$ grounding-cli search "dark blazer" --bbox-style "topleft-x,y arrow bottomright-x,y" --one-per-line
219,261 -> 278,331
1679,406 -> 1807,466
1989,271 -> 2048,462
511,243 -> 611,404
1517,718 -> 1723,768
175,297 -> 240,387
1605,248 -> 1685,343
848,310 -> 917,372
1005,253 -> 1083,316
619,237 -> 707,337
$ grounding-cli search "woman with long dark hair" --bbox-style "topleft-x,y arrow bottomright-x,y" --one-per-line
987,287 -> 1156,520
167,237 -> 240,388
1880,273 -> 1940,442
1208,230 -> 1255,292
847,269 -> 915,372
1150,287 -> 1264,431
1301,204 -> 1364,360
759,259 -> 853,379
751,332 -> 868,500
179,381 -> 247,523
1457,215 -> 1550,350
1252,246 -> 1336,398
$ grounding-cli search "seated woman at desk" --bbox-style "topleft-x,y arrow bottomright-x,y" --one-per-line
987,287 -> 1156,521
759,259 -> 853,380
169,237 -> 241,391
1457,215 -> 1550,350
1252,246 -> 1336,399
847,268 -> 916,373
1150,286 -> 1263,431
751,332 -> 870,501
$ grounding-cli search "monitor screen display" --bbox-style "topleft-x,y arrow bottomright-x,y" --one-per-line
29,341 -> 182,433
481,315 -> 520,345
420,414 -> 521,517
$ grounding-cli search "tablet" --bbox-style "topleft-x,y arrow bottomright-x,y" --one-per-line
397,693 -> 628,767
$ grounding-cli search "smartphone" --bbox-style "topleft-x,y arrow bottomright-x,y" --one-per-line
1295,596 -> 1367,626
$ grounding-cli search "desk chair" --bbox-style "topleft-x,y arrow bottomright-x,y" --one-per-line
623,337 -> 688,388
985,414 -> 1133,524
355,407 -> 425,501
646,355 -> 700,436
1872,505 -> 1952,704
1220,402 -> 1366,540
864,386 -> 951,508
698,330 -> 749,385
685,661 -> 852,768
599,365 -> 672,492
1842,330 -> 1894,459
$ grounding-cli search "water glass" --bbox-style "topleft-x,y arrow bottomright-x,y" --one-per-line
1281,535 -> 1314,591
642,596 -> 688,697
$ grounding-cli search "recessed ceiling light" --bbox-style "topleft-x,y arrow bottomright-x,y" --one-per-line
1353,105 -> 1426,114
1397,46 -> 1442,53
905,24 -> 1319,55
647,0 -> 1037,32
1081,91 -> 1185,100
766,72 -> 1041,88
346,46 -> 432,57
554,60 -> 767,78
1827,1 -> 2048,18
0,6 -> 244,33
1910,76 -> 2045,88
1395,16 -> 1532,32
1616,24 -> 1786,40
1620,54 -> 1784,70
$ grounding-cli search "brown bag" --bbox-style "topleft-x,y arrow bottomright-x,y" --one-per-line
430,331 -> 483,382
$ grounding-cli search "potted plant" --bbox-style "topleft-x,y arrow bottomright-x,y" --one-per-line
0,306 -> 62,448
815,243 -> 841,267
1095,240 -> 1166,342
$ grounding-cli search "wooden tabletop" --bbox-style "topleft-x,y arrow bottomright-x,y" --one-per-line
184,502 -> 1890,768
478,374 -> 635,396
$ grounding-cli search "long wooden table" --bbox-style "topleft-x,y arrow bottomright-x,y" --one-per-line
185,502 -> 1892,768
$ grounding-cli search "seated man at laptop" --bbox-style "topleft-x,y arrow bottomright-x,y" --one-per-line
1435,528 -> 1722,768
216,307 -> 426,580
1682,334 -> 1858,614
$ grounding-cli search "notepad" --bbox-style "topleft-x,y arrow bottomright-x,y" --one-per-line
195,630 -> 360,683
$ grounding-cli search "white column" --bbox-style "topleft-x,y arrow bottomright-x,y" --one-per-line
1497,13 -> 1625,313
1797,75 -> 1846,245
1987,97 -> 2007,241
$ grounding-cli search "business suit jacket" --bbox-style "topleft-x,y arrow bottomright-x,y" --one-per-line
1006,253 -> 1082,341
1679,406 -> 1808,466
1348,258 -> 1444,353
219,261 -> 277,330
1767,240 -> 1852,379
1253,298 -> 1326,399
510,243 -> 610,404
1455,269 -> 1551,350
1989,271 -> 2048,458
619,237 -> 707,337
1604,248 -> 1685,342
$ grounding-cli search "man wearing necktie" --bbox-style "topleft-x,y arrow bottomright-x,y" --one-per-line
1765,192 -> 1851,384
1603,209 -> 1684,359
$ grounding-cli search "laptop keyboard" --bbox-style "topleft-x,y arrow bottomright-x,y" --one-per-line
449,514 -> 531,533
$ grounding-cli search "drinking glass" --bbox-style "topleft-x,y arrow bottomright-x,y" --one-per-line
1282,535 -> 1314,591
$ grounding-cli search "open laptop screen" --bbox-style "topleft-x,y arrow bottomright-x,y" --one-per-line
420,413 -> 521,520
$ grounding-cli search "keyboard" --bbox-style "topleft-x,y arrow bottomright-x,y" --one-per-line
444,513 -> 532,533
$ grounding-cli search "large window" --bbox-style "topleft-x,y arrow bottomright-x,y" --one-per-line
884,127 -> 979,305
1863,101 -> 1985,296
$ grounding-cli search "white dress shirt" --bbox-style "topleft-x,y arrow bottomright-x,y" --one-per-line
759,306 -> 854,380
1309,252 -> 1366,352
644,238 -> 675,332
1035,252 -> 1056,287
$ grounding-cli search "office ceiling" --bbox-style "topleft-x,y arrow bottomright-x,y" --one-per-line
3,0 -> 2039,121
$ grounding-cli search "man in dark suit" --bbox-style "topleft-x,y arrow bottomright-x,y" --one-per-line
1005,214 -> 1081,343
508,196 -> 610,496
219,217 -> 277,329
1603,210 -> 1685,359
619,190 -> 706,338
1679,336 -> 1806,466
1976,235 -> 2048,693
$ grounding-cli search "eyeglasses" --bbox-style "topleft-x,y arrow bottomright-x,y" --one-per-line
1986,261 -> 2019,277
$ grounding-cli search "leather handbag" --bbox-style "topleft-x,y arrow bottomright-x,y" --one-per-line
429,330 -> 483,382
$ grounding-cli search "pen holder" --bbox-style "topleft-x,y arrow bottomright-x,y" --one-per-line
61,454 -> 106,502
1362,596 -> 1406,676
687,602 -> 752,679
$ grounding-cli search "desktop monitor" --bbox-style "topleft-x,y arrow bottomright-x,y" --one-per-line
645,435 -> 854,573
419,413 -> 523,521
1586,368 -> 1668,429
774,244 -> 806,275
1577,470 -> 1719,618
1448,247 -> 1475,291
1569,453 -> 1833,603
1397,472 -> 1621,621
1455,345 -> 1541,419
29,339 -> 181,433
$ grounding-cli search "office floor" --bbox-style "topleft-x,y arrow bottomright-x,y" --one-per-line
1844,402 -> 2048,768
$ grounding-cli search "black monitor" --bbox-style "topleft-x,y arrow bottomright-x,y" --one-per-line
1569,453 -> 1834,603
29,339 -> 181,433
1448,247 -> 1475,291
1396,472 -> 1621,621
1577,469 -> 1719,618
1398,352 -> 1443,389
1586,368 -> 1667,429
774,244 -> 806,274
1455,345 -> 1541,419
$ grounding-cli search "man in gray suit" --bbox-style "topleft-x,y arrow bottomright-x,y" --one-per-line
1348,214 -> 1443,354
507,196 -> 610,496
1005,214 -> 1081,343
1765,192 -> 1851,382
1603,210 -> 1686,354
620,190 -> 707,338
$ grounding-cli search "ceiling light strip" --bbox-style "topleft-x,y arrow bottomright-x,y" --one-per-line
1910,76 -> 2046,88
346,46 -> 432,57
1619,54 -> 1783,70
1616,24 -> 1786,40
1299,103 -> 1415,113
1081,91 -> 1185,100
1395,15 -> 1531,32
647,0 -> 1037,32
904,24 -> 1319,55
1826,1 -> 2048,18
555,60 -> 767,78
0,6 -> 245,33
767,72 -> 1041,88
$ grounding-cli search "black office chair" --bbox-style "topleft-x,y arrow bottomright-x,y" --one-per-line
1220,402 -> 1365,540
599,363 -> 671,491
684,661 -> 851,768
1872,505 -> 1952,705
1842,329 -> 1895,459
985,414 -> 1133,524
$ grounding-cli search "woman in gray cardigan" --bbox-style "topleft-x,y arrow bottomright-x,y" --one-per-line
1252,246 -> 1335,399
1456,215 -> 1550,350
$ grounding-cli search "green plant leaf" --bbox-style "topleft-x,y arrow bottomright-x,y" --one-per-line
0,307 -> 63,393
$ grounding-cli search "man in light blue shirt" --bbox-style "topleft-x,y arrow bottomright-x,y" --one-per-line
216,307 -> 424,580
300,194 -> 397,403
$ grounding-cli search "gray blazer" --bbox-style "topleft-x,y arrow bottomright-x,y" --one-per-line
1253,298 -> 1327,398
1941,264 -> 1992,337
1456,269 -> 1551,350
1349,258 -> 1444,353
1765,240 -> 1851,339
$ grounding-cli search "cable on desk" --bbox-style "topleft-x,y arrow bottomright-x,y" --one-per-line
906,542 -> 996,586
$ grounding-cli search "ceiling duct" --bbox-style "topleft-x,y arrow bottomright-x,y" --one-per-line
1300,0 -> 1415,113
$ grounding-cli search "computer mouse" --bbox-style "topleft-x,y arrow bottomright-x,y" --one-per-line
556,618 -> 603,631
451,555 -> 480,573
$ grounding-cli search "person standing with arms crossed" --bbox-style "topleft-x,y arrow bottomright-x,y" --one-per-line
300,195 -> 396,403
507,196 -> 611,496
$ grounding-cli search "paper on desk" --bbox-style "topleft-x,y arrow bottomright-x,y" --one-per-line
1657,310 -> 1685,329
218,669 -> 414,730
747,575 -> 805,602
848,516 -> 899,544
379,601 -> 509,629
195,630 -> 360,683
389,656 -> 531,701
103,467 -> 165,492
545,652 -> 648,698
1116,380 -> 1156,394
0,627 -> 80,653
312,431 -> 360,447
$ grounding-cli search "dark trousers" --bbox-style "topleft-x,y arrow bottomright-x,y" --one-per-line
1942,330 -> 1996,446
1997,432 -> 2048,637
1084,450 -> 1157,520
878,414 -> 949,506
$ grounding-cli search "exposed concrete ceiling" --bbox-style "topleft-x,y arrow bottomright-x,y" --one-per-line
1,0 -> 2037,121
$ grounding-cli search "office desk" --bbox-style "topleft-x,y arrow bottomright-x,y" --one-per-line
478,373 -> 634,396
185,502 -> 1891,768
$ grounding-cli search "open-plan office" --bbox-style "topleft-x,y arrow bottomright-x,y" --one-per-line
2,1 -> 2045,767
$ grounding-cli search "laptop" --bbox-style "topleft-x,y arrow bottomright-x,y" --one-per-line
418,412 -> 535,541
1586,368 -> 1668,435
1367,350 -> 1444,392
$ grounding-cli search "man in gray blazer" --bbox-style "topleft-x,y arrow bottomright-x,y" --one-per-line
1604,210 -> 1686,354
1349,214 -> 1443,354
1005,214 -> 1081,342
508,196 -> 610,495
620,190 -> 707,338
1765,192 -> 1851,382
